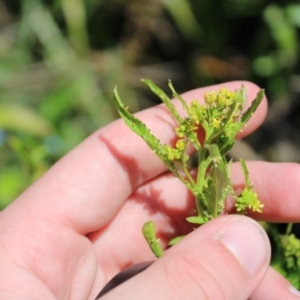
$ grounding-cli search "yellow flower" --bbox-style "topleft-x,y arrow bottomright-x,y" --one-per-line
166,146 -> 181,161
204,91 -> 217,105
175,139 -> 185,151
235,188 -> 264,213
212,117 -> 221,129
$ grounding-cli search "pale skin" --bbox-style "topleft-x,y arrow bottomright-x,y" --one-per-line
0,81 -> 300,299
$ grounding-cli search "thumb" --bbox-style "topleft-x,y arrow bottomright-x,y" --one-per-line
101,215 -> 271,300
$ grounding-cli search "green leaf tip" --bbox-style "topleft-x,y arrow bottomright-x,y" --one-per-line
142,221 -> 163,258
141,78 -> 183,123
186,216 -> 207,224
168,235 -> 185,246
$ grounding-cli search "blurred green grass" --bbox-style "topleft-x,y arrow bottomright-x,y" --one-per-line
1,0 -> 300,209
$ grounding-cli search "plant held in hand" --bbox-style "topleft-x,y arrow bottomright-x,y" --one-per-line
114,79 -> 264,258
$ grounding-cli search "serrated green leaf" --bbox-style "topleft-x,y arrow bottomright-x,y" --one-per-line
114,86 -> 157,141
142,221 -> 163,258
236,89 -> 265,133
168,80 -> 189,112
204,144 -> 230,217
114,86 -> 167,162
141,79 -> 183,124
220,89 -> 264,154
114,86 -> 192,189
234,84 -> 247,109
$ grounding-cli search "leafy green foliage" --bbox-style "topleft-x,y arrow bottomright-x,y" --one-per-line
269,224 -> 300,290
114,79 -> 264,256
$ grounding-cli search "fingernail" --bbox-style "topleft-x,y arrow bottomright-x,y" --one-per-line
218,216 -> 270,276
289,286 -> 300,297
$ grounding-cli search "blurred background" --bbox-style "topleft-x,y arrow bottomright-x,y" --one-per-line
1,0 -> 300,209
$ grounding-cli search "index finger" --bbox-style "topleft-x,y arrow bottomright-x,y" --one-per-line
2,81 -> 267,234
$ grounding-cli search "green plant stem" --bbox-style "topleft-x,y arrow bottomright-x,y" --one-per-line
286,223 -> 293,235
195,195 -> 204,219
195,147 -> 210,216
170,167 -> 192,191
181,158 -> 196,189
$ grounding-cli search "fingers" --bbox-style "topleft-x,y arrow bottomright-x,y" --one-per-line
1,81 -> 267,235
95,160 -> 300,257
249,267 -> 300,300
100,215 -> 271,300
88,174 -> 195,278
89,160 -> 300,277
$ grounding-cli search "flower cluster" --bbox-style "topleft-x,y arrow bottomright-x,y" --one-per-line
175,118 -> 199,144
235,188 -> 264,213
203,87 -> 244,141
280,234 -> 300,269
165,139 -> 187,161
188,87 -> 240,133
167,87 -> 246,161
158,84 -> 264,215
165,87 -> 243,162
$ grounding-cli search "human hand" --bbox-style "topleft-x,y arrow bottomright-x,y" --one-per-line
0,81 -> 299,299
